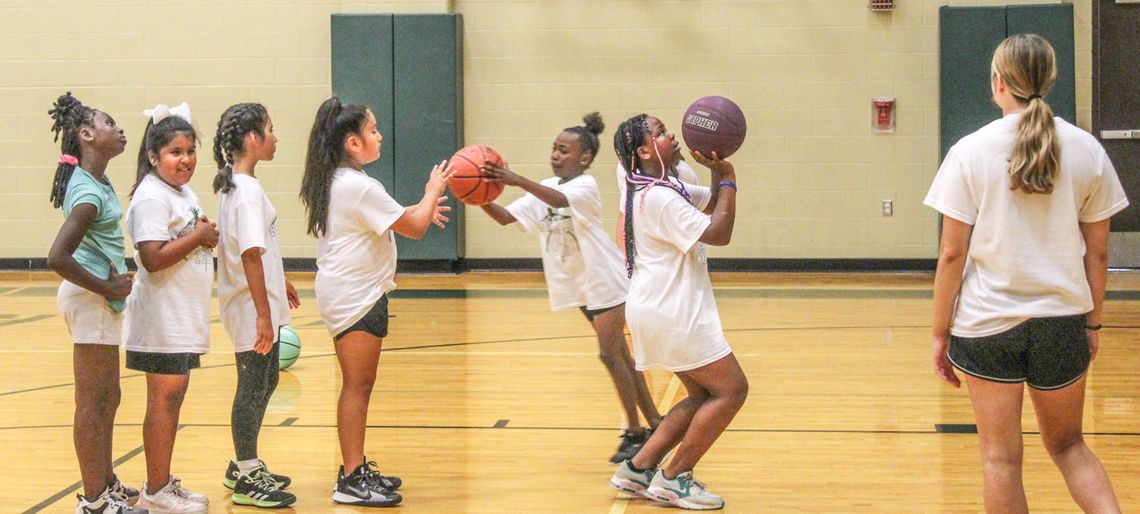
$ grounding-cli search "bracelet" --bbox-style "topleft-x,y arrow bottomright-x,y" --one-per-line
718,180 -> 737,191
1085,324 -> 1102,331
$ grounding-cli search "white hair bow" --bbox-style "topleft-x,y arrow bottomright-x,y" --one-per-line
143,102 -> 192,124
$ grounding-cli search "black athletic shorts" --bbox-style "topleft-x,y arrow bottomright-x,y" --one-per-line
579,303 -> 622,323
335,294 -> 390,341
126,351 -> 202,375
948,314 -> 1090,390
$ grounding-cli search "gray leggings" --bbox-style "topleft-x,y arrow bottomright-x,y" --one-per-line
231,341 -> 280,461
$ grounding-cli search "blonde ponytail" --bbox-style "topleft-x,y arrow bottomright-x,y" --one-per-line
992,34 -> 1060,194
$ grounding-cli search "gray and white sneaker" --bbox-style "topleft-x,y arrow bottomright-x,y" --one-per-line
108,475 -> 141,505
76,488 -> 149,514
645,470 -> 724,510
135,482 -> 206,514
609,459 -> 657,498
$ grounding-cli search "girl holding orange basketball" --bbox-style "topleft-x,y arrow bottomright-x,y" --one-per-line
479,113 -> 664,463
607,114 -> 746,510
212,102 -> 299,508
299,96 -> 453,508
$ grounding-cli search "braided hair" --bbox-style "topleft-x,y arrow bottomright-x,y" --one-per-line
613,114 -> 692,277
300,97 -> 370,237
563,112 -> 604,166
213,103 -> 269,194
47,92 -> 96,208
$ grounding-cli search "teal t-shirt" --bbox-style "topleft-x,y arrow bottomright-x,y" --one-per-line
63,167 -> 128,311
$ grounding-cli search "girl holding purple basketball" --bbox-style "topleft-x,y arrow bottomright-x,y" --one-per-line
478,113 -> 663,463
607,113 -> 747,510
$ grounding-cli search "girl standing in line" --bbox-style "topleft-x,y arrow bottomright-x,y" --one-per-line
46,92 -> 145,514
479,113 -> 663,463
213,102 -> 299,509
299,97 -> 454,508
926,34 -> 1125,513
125,103 -> 217,514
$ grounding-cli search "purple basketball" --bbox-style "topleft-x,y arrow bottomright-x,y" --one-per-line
681,96 -> 747,159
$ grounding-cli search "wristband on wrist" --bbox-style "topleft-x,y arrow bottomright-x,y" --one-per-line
1085,323 -> 1102,331
718,180 -> 737,191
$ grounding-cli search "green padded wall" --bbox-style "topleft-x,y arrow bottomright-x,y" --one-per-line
939,6 -> 1006,161
330,14 -> 464,263
939,4 -> 1075,161
393,14 -> 465,260
331,14 -> 395,188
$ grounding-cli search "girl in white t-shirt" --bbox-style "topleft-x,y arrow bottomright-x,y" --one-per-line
926,34 -> 1125,512
607,114 -> 746,510
124,103 -> 218,514
479,113 -> 663,463
46,93 -> 144,513
299,97 -> 454,508
212,103 -> 299,508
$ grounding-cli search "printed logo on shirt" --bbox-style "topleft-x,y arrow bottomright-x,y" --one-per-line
270,216 -> 278,240
176,207 -> 212,267
540,207 -> 579,261
695,242 -> 707,265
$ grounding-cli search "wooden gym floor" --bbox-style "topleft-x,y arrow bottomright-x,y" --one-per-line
2,270 -> 1138,513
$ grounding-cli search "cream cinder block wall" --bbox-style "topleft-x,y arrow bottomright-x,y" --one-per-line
0,0 -> 1091,262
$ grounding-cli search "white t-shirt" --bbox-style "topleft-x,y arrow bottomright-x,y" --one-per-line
315,168 -> 405,337
625,177 -> 732,371
924,114 -> 1129,337
123,174 -> 214,353
217,174 -> 291,352
505,174 -> 628,311
616,160 -> 699,214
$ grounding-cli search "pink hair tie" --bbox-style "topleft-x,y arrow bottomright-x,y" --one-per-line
58,154 -> 79,166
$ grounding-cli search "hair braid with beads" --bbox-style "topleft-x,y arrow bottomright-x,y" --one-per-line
213,103 -> 269,194
47,92 -> 96,208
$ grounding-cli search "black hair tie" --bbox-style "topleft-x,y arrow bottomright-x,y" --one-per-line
1027,94 -> 1042,101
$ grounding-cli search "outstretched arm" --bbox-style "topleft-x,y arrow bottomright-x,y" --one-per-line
391,160 -> 456,240
692,151 -> 736,246
483,164 -> 568,208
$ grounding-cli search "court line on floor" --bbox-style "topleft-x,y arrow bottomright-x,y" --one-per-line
3,421 -> 1139,437
23,426 -> 186,514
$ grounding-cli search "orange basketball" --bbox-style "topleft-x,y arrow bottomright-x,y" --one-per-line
448,144 -> 505,206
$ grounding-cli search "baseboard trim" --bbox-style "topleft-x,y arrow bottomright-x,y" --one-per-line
3,257 -> 938,273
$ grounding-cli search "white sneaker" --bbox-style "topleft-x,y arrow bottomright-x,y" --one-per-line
166,476 -> 208,505
609,459 -> 657,499
76,489 -> 150,514
645,470 -> 725,510
136,479 -> 207,514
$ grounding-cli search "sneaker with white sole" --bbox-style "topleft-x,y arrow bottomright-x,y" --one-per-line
645,470 -> 724,510
75,487 -> 149,514
332,462 -> 402,508
135,481 -> 207,514
165,476 -> 207,505
232,465 -> 297,508
609,459 -> 657,498
108,475 -> 141,506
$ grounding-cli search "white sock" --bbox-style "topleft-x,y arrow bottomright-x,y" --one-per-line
236,458 -> 261,476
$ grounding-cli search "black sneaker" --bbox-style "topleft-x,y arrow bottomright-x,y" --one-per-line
332,462 -> 402,508
232,466 -> 297,508
108,475 -> 141,505
224,460 -> 292,490
610,429 -> 650,464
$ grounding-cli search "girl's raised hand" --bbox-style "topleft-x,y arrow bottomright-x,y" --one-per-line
427,159 -> 457,194
481,163 -> 523,187
691,149 -> 735,179
431,196 -> 452,229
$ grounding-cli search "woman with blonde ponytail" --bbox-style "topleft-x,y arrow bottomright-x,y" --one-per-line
926,34 -> 1127,513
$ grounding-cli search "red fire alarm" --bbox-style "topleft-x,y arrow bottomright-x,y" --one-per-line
870,0 -> 893,12
872,97 -> 896,133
